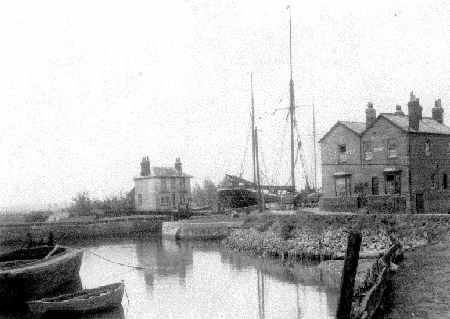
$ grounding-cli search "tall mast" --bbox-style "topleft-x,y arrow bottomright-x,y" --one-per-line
255,127 -> 264,212
289,9 -> 296,192
251,73 -> 257,185
313,102 -> 317,190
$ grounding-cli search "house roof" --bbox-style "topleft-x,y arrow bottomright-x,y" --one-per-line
134,167 -> 192,180
319,121 -> 366,143
379,113 -> 450,135
339,121 -> 367,135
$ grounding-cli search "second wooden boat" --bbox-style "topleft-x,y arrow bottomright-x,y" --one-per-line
27,282 -> 125,314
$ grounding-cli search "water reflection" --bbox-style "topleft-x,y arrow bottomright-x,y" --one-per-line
0,238 -> 338,319
135,239 -> 193,290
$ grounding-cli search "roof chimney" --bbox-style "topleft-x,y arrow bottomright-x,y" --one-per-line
365,102 -> 376,128
395,105 -> 405,116
175,158 -> 182,175
408,91 -> 422,131
140,156 -> 151,176
432,98 -> 444,124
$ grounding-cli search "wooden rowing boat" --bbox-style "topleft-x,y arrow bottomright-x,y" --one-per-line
27,282 -> 125,314
0,245 -> 83,308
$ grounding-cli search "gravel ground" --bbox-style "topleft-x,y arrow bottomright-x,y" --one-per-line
379,242 -> 450,319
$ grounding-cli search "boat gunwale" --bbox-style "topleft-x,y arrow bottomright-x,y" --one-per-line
30,282 -> 124,304
0,247 -> 83,276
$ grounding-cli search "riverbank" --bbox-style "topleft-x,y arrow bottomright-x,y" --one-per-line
224,213 -> 450,261
379,241 -> 450,318
0,215 -> 169,244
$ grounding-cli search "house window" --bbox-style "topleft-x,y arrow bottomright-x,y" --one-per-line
363,142 -> 373,160
431,173 -> 437,190
160,179 -> 168,192
172,193 -> 176,206
170,178 -> 176,191
180,178 -> 186,192
385,172 -> 401,194
387,139 -> 398,158
335,175 -> 351,196
425,139 -> 431,156
444,174 -> 448,190
137,194 -> 143,206
160,196 -> 169,206
338,144 -> 348,163
371,177 -> 379,195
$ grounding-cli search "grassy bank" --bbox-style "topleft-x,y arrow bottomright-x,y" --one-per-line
224,213 -> 449,261
379,242 -> 450,318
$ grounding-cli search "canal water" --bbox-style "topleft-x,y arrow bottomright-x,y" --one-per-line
1,237 -> 339,319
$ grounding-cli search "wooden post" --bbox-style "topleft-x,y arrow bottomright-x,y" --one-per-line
336,231 -> 362,319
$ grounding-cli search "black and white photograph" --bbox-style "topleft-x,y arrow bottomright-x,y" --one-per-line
1,1 -> 449,318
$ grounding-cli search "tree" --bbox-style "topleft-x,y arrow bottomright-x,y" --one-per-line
191,179 -> 218,210
70,191 -> 92,216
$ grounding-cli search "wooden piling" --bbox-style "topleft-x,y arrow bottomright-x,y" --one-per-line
336,231 -> 362,319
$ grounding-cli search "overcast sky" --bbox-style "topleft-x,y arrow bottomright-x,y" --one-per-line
1,0 -> 449,209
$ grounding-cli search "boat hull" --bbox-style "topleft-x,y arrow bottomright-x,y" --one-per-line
218,188 -> 258,209
27,282 -> 124,314
0,246 -> 83,308
217,188 -> 280,209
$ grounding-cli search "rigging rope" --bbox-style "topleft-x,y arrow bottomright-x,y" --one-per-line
238,114 -> 252,178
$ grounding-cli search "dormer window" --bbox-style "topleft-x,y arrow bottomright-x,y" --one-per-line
425,139 -> 431,156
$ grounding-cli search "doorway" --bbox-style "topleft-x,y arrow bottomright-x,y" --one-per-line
416,193 -> 424,213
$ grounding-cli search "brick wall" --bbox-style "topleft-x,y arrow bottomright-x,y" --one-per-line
320,124 -> 362,197
409,133 -> 450,213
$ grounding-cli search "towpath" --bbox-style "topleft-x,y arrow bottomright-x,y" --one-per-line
379,241 -> 450,319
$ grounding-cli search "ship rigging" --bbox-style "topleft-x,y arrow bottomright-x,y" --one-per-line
217,9 -> 318,211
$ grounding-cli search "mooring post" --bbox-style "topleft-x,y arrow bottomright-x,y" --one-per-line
336,231 -> 362,319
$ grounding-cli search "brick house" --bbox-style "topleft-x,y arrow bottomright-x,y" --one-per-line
319,93 -> 450,213
134,157 -> 192,212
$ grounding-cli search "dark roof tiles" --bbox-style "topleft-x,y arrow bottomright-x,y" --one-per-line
380,113 -> 450,135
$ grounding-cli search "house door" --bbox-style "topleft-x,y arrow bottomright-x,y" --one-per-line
416,193 -> 424,214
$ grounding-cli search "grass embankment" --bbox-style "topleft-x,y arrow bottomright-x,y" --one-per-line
379,242 -> 450,319
224,213 -> 447,261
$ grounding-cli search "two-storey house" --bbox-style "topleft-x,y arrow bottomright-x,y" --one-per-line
319,92 -> 450,213
134,157 -> 192,212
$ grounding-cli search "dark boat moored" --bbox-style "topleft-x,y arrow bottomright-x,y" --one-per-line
0,245 -> 83,308
27,282 -> 124,315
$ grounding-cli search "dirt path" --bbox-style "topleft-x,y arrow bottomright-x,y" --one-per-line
379,242 -> 450,319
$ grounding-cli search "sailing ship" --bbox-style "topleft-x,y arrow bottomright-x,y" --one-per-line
218,12 -> 318,211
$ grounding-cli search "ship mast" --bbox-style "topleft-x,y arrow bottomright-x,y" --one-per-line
255,127 -> 265,212
288,8 -> 296,192
251,73 -> 257,185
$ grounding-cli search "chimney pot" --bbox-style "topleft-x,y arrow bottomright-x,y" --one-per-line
365,102 -> 376,128
432,98 -> 444,124
175,158 -> 183,175
408,92 -> 422,130
395,105 -> 405,116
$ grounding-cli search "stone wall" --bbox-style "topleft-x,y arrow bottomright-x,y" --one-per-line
162,221 -> 241,240
226,213 -> 450,261
320,195 -> 407,213
0,215 -> 170,244
319,196 -> 359,212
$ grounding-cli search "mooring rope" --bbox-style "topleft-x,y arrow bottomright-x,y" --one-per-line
59,245 -> 149,271
85,250 -> 147,270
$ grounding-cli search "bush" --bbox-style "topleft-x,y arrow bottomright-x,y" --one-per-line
23,210 -> 52,223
